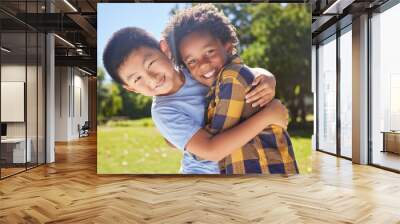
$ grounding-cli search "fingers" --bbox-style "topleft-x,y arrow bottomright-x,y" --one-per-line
250,94 -> 274,107
246,87 -> 273,103
248,74 -> 272,90
246,80 -> 274,99
247,76 -> 275,99
251,76 -> 262,86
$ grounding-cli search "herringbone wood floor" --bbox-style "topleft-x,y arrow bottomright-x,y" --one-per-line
0,135 -> 399,224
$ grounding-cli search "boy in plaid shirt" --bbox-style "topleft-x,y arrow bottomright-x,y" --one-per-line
163,4 -> 299,174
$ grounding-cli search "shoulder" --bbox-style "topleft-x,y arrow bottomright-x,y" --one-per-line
151,101 -> 179,119
151,101 -> 201,150
151,103 -> 185,134
151,101 -> 194,126
220,63 -> 254,88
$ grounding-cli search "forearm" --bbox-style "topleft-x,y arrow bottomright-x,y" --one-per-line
207,108 -> 272,160
187,109 -> 272,161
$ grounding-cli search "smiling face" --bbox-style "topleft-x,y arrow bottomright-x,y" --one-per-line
178,31 -> 233,87
117,46 -> 183,96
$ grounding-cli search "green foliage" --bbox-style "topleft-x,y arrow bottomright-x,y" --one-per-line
219,3 -> 312,123
97,68 -> 123,124
117,85 -> 153,119
97,67 -> 153,122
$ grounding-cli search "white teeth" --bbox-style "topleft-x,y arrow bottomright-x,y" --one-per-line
203,70 -> 215,79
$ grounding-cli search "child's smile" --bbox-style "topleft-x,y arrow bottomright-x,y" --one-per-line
178,31 -> 233,87
117,46 -> 184,96
201,69 -> 217,80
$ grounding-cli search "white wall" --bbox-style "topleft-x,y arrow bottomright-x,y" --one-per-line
55,67 -> 69,141
54,67 -> 89,141
72,72 -> 89,138
1,65 -> 36,139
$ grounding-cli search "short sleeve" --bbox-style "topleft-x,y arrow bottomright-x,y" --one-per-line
205,66 -> 254,135
152,106 -> 202,151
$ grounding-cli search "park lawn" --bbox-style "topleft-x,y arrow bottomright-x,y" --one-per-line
97,118 -> 312,174
97,118 -> 182,174
289,130 -> 313,174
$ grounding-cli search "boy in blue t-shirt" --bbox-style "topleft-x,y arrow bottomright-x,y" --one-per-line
103,27 -> 289,174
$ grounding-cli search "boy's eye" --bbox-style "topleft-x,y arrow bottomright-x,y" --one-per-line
206,49 -> 215,57
148,59 -> 156,69
187,59 -> 196,66
206,49 -> 215,55
134,76 -> 141,83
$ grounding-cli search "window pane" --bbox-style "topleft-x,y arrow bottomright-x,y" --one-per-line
38,33 -> 45,165
371,3 -> 400,171
1,30 -> 27,177
340,28 -> 352,158
317,36 -> 337,154
27,31 -> 38,169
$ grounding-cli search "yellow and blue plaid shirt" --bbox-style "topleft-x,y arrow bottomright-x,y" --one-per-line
205,56 -> 299,175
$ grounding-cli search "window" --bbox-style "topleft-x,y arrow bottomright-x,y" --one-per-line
317,35 -> 337,154
0,1 -> 46,179
339,27 -> 352,158
370,2 -> 400,171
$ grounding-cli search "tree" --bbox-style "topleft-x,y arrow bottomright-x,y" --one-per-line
117,85 -> 153,119
97,67 -> 123,123
218,3 -> 312,123
97,67 -> 152,121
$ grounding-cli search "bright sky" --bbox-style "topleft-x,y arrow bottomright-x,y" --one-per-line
97,3 -> 186,79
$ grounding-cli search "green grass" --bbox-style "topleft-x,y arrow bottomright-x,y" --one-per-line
98,118 -> 312,174
289,129 -> 313,174
98,118 -> 182,174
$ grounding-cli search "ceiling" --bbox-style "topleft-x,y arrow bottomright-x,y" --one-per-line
310,0 -> 390,43
0,0 -> 98,74
1,0 -> 395,73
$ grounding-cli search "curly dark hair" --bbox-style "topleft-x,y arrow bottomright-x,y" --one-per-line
162,4 -> 239,68
103,27 -> 159,84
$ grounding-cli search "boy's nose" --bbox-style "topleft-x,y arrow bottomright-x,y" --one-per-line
198,57 -> 211,71
147,73 -> 161,88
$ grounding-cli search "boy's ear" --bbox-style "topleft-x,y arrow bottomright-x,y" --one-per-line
122,84 -> 137,93
160,39 -> 172,60
224,42 -> 234,55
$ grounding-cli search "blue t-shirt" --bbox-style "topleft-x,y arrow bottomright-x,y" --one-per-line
151,69 -> 219,174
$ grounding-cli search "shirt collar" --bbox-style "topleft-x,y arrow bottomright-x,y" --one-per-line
229,54 -> 242,65
209,54 -> 243,90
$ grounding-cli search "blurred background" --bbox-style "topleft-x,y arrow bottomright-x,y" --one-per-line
97,3 -> 313,174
